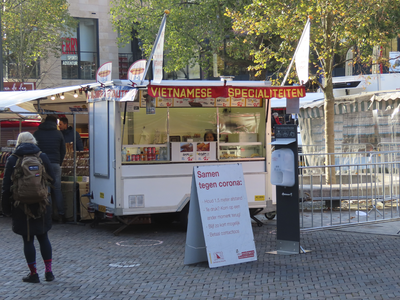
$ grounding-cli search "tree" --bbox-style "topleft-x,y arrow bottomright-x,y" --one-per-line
2,0 -> 77,83
227,0 -> 400,183
110,0 -> 263,79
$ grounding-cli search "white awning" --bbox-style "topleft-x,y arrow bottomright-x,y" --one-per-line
298,90 -> 400,119
0,82 -> 104,111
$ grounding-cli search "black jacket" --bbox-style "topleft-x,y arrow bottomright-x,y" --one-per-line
1,143 -> 54,236
61,126 -> 84,151
33,120 -> 66,165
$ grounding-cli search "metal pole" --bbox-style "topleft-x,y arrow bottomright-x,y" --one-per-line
73,113 -> 77,223
121,101 -> 127,151
0,3 -> 3,91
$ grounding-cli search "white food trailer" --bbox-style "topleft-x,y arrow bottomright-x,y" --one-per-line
87,80 -> 306,231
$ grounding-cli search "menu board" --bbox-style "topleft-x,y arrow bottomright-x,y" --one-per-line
179,142 -> 195,161
216,97 -> 231,107
231,98 -> 245,107
245,98 -> 262,107
139,91 -> 263,108
171,142 -> 216,162
196,142 -> 212,161
156,97 -> 173,107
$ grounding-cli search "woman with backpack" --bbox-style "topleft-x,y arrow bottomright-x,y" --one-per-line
1,132 -> 55,283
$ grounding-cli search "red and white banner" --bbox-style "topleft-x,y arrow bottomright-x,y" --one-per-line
152,20 -> 166,83
148,84 -> 305,99
96,61 -> 112,83
127,59 -> 146,81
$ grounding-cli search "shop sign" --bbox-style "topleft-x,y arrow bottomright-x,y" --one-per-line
3,82 -> 35,91
61,37 -> 78,55
148,84 -> 305,99
128,59 -> 146,81
184,164 -> 257,268
96,61 -> 112,83
87,86 -> 132,102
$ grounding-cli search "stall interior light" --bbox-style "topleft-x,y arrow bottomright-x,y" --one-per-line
60,93 -> 65,100
74,90 -> 78,98
50,95 -> 55,100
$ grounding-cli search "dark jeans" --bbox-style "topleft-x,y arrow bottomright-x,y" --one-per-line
50,163 -> 64,216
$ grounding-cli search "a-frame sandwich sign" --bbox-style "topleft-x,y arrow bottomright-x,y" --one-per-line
184,163 -> 257,268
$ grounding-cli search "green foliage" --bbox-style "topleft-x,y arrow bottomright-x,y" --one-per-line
2,0 -> 77,81
110,0 -> 258,78
227,0 -> 400,88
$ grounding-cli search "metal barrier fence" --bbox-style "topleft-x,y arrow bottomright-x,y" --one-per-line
299,148 -> 400,230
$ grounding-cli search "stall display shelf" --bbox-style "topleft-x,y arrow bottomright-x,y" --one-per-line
123,144 -> 167,148
122,160 -> 170,164
219,142 -> 262,146
219,143 -> 263,160
122,144 -> 169,162
61,151 -> 89,177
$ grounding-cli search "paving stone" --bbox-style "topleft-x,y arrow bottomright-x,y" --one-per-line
1,216 -> 400,299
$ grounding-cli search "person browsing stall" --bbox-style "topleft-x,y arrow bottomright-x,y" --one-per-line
1,132 -> 56,283
33,115 -> 66,223
58,117 -> 84,151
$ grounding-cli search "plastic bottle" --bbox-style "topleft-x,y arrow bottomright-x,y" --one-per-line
126,149 -> 130,161
122,147 -> 127,162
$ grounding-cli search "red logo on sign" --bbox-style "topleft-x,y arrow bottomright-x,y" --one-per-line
213,252 -> 225,263
237,250 -> 255,259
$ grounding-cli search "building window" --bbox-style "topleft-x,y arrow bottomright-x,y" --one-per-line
62,18 -> 99,80
118,29 -> 143,79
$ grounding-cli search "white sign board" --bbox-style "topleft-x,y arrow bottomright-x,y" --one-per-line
389,52 -> 400,72
184,164 -> 257,268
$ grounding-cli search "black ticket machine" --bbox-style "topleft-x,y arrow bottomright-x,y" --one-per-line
270,124 -> 303,254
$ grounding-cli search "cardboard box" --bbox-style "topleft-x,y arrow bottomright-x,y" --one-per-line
77,182 -> 89,192
79,194 -> 94,221
228,133 -> 258,143
52,182 -> 74,221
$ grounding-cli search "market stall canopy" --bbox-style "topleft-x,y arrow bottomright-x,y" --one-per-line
298,90 -> 400,119
271,92 -> 324,108
0,82 -> 103,111
0,80 -> 307,112
0,110 -> 35,121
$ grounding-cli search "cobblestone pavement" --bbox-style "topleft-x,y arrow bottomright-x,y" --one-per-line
1,215 -> 400,300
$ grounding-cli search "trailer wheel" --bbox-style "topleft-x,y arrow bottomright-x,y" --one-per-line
265,212 -> 276,220
179,204 -> 189,231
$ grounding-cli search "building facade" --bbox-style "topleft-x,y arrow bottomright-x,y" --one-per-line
39,0 -> 120,89
13,1 -> 400,90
